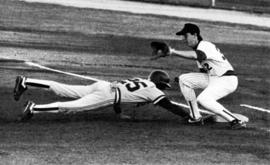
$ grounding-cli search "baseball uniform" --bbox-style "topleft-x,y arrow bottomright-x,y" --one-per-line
15,70 -> 191,121
179,40 -> 238,122
23,77 -> 166,113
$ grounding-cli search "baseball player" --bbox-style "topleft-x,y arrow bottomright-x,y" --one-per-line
151,23 -> 246,129
14,70 -> 191,121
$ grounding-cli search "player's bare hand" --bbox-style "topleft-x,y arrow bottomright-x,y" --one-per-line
116,113 -> 133,121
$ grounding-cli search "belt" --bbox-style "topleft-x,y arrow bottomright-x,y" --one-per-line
222,70 -> 236,76
113,87 -> 121,114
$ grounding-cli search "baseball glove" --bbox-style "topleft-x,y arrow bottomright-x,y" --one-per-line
150,41 -> 170,60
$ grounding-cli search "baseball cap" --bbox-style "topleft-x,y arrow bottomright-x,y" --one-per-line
176,23 -> 200,36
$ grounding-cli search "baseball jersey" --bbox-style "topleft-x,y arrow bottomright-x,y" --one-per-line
196,41 -> 234,76
116,78 -> 166,104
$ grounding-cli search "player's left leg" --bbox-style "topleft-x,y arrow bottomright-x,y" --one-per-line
197,76 -> 246,129
178,73 -> 209,121
197,76 -> 238,121
25,78 -> 100,98
18,81 -> 116,121
14,75 -> 100,101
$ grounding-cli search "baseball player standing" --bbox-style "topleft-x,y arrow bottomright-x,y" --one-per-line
14,70 -> 191,121
151,23 -> 246,129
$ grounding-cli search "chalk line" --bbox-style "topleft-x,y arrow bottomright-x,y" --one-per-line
240,104 -> 270,113
25,61 -> 106,82
171,101 -> 249,123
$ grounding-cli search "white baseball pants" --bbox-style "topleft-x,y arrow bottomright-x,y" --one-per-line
178,73 -> 238,121
25,78 -> 116,113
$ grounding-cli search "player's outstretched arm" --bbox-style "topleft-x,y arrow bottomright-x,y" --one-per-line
156,97 -> 190,120
150,41 -> 196,60
170,49 -> 197,60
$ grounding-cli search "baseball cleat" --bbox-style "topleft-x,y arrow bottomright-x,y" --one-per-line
188,114 -> 214,125
230,119 -> 246,130
19,101 -> 35,122
14,76 -> 27,101
188,117 -> 204,125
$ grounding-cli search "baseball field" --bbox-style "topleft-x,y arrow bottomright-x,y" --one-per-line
0,0 -> 269,164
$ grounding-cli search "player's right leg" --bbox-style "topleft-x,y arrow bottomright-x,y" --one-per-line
178,73 -> 209,123
197,76 -> 246,129
14,76 -> 98,101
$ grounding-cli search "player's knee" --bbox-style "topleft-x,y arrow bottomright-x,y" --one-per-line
179,74 -> 192,87
179,74 -> 188,85
197,95 -> 210,106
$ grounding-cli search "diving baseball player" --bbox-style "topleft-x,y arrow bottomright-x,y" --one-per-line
14,70 -> 191,121
150,23 -> 246,129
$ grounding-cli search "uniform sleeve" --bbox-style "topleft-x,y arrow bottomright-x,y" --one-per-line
195,50 -> 207,62
197,41 -> 217,60
142,86 -> 166,104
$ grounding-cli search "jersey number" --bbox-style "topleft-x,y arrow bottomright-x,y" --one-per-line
120,79 -> 147,92
203,63 -> 212,71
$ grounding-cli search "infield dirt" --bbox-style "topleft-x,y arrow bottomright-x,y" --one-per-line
0,0 -> 269,164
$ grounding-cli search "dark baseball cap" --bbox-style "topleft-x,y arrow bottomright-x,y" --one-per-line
176,23 -> 200,36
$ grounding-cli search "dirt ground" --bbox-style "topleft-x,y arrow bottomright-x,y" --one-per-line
0,0 -> 269,164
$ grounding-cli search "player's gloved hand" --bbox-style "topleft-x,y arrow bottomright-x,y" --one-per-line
150,41 -> 171,60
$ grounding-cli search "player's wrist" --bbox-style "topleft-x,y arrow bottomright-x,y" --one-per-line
169,47 -> 176,55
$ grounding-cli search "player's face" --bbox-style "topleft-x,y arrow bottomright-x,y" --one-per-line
183,33 -> 198,48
